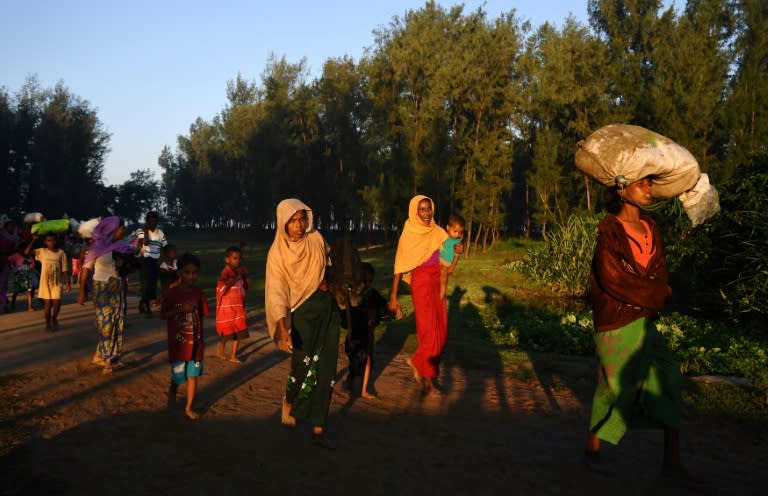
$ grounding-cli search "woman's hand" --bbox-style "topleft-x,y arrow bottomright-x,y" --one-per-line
388,298 -> 404,320
276,318 -> 293,353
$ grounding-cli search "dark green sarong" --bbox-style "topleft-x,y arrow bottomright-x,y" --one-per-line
589,317 -> 682,445
285,290 -> 340,427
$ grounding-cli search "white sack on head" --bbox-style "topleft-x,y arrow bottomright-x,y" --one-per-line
23,212 -> 45,224
679,174 -> 720,226
78,217 -> 101,238
575,124 -> 720,224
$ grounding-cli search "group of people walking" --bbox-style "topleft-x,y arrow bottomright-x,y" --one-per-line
2,180 -> 687,472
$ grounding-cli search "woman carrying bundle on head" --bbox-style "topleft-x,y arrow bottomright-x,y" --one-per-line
583,176 -> 687,477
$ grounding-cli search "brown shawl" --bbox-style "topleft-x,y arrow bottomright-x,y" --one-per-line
590,214 -> 671,332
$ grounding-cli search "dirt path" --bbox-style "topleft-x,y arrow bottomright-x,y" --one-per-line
0,293 -> 765,495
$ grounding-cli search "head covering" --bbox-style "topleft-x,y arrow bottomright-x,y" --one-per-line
84,216 -> 133,264
265,199 -> 330,340
0,214 -> 11,229
393,195 -> 448,283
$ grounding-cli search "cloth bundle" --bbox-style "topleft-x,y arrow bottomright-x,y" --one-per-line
77,217 -> 101,239
31,218 -> 70,235
575,124 -> 720,226
23,212 -> 44,224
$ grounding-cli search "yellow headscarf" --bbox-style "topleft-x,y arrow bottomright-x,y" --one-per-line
265,198 -> 330,340
393,195 -> 448,284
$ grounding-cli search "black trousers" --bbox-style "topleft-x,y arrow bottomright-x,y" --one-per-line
139,257 -> 159,307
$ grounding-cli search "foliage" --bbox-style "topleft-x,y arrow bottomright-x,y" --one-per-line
481,300 -> 767,398
509,213 -> 600,295
665,152 -> 768,325
0,77 -> 110,219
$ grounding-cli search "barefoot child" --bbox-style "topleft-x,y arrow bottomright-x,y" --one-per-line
161,253 -> 209,420
438,214 -> 465,300
215,246 -> 249,363
26,234 -> 70,330
343,262 -> 395,399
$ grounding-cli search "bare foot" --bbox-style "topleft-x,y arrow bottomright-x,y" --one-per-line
281,396 -> 296,428
216,342 -> 226,359
228,356 -> 243,364
185,408 -> 200,420
423,379 -> 442,396
405,357 -> 421,383
361,390 -> 378,400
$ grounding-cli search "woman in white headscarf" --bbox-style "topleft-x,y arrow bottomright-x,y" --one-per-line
265,198 -> 339,449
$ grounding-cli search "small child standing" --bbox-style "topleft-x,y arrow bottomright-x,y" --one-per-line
161,253 -> 209,420
26,234 -> 70,330
215,246 -> 249,364
158,244 -> 179,302
8,248 -> 36,311
343,262 -> 395,399
438,214 -> 465,300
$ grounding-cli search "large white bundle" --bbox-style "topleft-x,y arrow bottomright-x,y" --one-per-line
24,212 -> 44,224
575,124 -> 720,225
78,217 -> 101,238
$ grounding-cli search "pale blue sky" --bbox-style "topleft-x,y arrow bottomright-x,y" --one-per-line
2,0 -> 589,185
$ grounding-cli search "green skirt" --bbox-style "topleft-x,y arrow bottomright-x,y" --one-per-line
589,317 -> 682,445
285,290 -> 340,427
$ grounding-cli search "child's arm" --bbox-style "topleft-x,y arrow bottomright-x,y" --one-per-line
447,241 -> 463,275
161,300 -> 195,319
24,235 -> 38,256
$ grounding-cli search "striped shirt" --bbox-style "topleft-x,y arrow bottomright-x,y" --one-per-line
136,227 -> 167,259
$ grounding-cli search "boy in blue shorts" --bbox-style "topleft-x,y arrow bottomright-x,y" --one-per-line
439,214 -> 465,300
161,253 -> 209,419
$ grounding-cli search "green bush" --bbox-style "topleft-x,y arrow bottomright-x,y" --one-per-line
477,300 -> 768,399
665,153 -> 768,325
509,213 -> 600,296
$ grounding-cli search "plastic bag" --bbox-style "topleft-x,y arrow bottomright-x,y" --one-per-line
31,218 -> 70,235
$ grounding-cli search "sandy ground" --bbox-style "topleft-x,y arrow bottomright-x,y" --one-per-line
0,290 -> 766,496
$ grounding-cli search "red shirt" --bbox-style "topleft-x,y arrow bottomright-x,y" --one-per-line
162,285 -> 210,362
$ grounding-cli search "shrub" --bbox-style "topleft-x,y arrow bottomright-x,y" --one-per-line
510,213 -> 600,296
665,153 -> 768,327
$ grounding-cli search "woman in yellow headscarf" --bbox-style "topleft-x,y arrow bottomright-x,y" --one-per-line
388,195 -> 449,395
265,198 -> 340,448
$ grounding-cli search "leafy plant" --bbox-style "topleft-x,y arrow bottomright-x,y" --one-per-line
510,213 -> 600,296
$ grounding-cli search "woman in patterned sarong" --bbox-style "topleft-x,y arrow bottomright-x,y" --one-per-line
388,195 -> 449,396
265,199 -> 339,449
584,177 -> 686,476
77,217 -> 134,375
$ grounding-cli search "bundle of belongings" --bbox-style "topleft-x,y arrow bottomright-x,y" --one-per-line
30,218 -> 71,235
575,124 -> 720,226
77,217 -> 101,239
